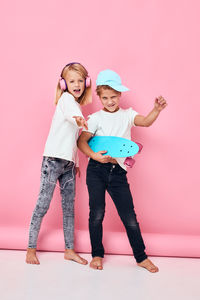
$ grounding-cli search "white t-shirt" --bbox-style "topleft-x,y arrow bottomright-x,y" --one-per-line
43,92 -> 83,165
83,108 -> 138,170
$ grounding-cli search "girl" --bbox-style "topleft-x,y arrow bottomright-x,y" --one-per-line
26,62 -> 92,265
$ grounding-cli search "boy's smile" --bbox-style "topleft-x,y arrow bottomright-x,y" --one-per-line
99,89 -> 121,113
65,70 -> 85,100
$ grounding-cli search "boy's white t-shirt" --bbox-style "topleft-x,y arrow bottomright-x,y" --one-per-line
83,108 -> 138,170
43,92 -> 83,165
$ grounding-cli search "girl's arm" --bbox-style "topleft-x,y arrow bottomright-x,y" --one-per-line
60,93 -> 87,127
77,132 -> 111,163
134,96 -> 167,127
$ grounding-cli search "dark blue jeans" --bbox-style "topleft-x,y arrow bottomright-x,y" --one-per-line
86,159 -> 147,263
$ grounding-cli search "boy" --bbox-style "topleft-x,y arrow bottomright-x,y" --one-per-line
77,69 -> 167,272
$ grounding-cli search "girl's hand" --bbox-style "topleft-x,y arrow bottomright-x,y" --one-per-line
73,116 -> 88,130
154,96 -> 167,112
75,167 -> 80,177
92,151 -> 111,163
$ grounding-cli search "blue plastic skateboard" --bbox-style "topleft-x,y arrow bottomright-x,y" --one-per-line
88,136 -> 139,158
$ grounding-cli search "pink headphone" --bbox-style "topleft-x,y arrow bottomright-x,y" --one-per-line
59,62 -> 91,91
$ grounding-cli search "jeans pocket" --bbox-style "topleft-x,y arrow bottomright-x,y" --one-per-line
117,164 -> 127,174
59,162 -> 75,189
43,157 -> 59,185
88,159 -> 101,169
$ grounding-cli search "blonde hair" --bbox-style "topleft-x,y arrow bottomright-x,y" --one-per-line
96,85 -> 121,97
55,63 -> 92,105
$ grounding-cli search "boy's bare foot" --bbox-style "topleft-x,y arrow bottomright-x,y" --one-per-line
137,258 -> 159,273
26,248 -> 40,265
90,257 -> 103,270
64,249 -> 88,265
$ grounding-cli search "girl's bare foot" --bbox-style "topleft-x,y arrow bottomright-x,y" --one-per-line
64,249 -> 88,265
137,258 -> 159,273
26,248 -> 40,265
90,257 -> 103,270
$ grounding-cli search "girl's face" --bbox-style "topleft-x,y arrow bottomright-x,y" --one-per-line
99,89 -> 121,113
65,70 -> 85,100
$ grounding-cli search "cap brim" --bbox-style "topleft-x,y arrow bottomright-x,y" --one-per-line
107,83 -> 130,92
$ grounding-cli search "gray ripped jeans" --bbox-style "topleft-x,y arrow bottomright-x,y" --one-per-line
28,156 -> 75,249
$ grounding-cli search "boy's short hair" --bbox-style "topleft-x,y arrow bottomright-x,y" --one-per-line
96,85 -> 121,97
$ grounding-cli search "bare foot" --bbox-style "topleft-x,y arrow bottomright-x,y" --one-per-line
64,249 -> 88,265
90,257 -> 103,270
26,248 -> 40,265
137,258 -> 159,273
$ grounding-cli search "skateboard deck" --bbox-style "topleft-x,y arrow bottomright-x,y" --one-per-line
88,136 -> 139,158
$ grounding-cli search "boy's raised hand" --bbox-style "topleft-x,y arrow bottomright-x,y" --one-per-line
73,116 -> 88,130
154,96 -> 167,111
92,151 -> 111,163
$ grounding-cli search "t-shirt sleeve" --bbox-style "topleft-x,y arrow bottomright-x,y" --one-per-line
59,92 -> 83,127
128,108 -> 139,127
82,113 -> 99,135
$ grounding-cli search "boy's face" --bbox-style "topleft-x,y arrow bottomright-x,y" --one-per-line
99,89 -> 121,113
65,70 -> 85,100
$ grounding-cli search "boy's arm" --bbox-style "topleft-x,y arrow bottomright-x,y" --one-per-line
134,96 -> 167,127
77,132 -> 112,163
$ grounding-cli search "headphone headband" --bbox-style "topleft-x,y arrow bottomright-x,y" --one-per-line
60,62 -> 80,77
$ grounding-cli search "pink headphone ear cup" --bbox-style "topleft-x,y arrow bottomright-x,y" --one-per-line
59,78 -> 67,91
85,77 -> 91,88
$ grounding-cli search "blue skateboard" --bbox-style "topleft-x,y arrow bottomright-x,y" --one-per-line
88,136 -> 140,158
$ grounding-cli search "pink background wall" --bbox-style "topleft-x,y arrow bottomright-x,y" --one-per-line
1,0 -> 200,257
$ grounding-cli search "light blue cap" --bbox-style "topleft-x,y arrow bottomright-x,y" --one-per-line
96,69 -> 129,92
